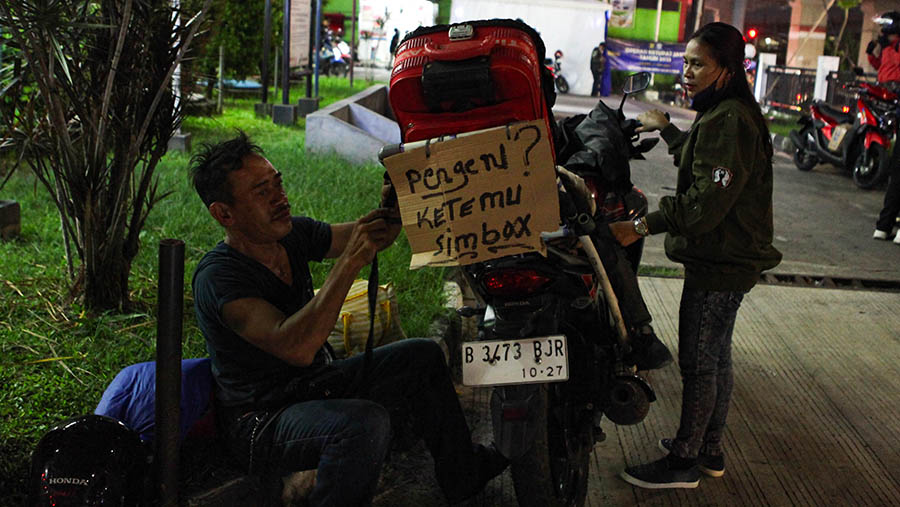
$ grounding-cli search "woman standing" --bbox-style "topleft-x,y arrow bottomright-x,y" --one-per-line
610,22 -> 782,489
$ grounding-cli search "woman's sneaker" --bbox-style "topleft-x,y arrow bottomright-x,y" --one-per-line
658,438 -> 725,478
619,456 -> 700,489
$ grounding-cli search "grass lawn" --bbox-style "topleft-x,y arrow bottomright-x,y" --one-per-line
766,110 -> 801,138
0,75 -> 451,503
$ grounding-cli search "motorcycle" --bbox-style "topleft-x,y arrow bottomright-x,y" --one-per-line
789,97 -> 856,173
790,78 -> 898,189
317,37 -> 350,77
547,49 -> 569,94
844,81 -> 898,189
330,38 -> 352,76
456,72 -> 657,506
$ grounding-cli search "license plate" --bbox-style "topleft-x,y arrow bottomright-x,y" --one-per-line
828,125 -> 848,151
461,336 -> 569,387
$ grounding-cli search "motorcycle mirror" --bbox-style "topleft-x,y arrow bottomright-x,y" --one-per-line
622,72 -> 651,95
619,71 -> 651,110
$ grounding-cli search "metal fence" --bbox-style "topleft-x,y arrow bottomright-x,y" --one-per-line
824,71 -> 878,111
761,66 -> 817,112
762,65 -> 879,113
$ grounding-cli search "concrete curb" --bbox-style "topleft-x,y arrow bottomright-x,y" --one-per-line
305,85 -> 400,165
772,133 -> 794,155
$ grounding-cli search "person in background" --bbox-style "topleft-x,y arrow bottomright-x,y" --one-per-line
867,11 -> 900,243
389,28 -> 400,66
609,22 -> 781,489
590,41 -> 607,97
190,131 -> 508,505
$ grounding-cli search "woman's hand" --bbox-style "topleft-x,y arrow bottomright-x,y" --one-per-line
608,220 -> 642,247
636,109 -> 671,133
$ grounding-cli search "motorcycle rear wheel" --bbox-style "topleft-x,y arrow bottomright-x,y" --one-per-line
330,62 -> 348,77
556,77 -> 569,94
852,142 -> 890,190
792,127 -> 818,171
510,384 -> 590,507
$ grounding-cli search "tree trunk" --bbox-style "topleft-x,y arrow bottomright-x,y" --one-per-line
82,255 -> 132,311
79,183 -> 135,311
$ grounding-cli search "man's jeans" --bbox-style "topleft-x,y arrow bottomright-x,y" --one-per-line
222,339 -> 478,506
669,288 -> 746,460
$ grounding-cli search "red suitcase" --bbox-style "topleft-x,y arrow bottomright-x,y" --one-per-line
389,19 -> 556,151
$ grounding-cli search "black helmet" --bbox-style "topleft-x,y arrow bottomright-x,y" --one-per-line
28,414 -> 151,506
879,11 -> 900,35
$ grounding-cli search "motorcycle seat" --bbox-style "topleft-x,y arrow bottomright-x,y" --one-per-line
813,101 -> 853,123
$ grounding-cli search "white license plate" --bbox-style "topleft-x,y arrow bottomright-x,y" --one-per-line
461,336 -> 569,387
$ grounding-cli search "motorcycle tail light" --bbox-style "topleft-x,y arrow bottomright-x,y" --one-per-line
482,269 -> 551,297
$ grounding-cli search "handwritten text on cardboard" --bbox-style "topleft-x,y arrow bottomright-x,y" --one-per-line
383,120 -> 559,269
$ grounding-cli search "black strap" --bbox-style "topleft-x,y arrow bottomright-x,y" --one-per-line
348,254 -> 378,395
364,255 -> 378,374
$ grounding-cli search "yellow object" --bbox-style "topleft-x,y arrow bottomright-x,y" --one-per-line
322,279 -> 407,358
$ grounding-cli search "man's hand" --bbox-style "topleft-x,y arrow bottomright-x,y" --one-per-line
371,206 -> 403,251
608,220 -> 642,247
636,109 -> 671,133
340,208 -> 402,271
867,40 -> 879,55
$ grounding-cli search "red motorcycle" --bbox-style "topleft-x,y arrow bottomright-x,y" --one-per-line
544,50 -> 569,94
845,81 -> 898,189
791,79 -> 898,189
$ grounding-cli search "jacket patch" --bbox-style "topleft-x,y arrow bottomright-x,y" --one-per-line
712,167 -> 733,188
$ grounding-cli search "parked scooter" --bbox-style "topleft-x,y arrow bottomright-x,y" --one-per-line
790,76 -> 898,189
789,97 -> 857,173
550,49 -> 569,94
317,37 -> 350,77
844,81 -> 898,189
330,38 -> 352,76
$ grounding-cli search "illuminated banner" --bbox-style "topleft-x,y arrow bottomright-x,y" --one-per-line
607,38 -> 686,75
609,0 -> 636,28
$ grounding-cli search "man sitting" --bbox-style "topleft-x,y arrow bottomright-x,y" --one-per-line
190,131 -> 506,505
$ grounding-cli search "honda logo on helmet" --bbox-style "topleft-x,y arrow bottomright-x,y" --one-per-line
48,477 -> 91,487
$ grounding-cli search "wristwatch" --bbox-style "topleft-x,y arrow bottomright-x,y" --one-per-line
632,217 -> 650,237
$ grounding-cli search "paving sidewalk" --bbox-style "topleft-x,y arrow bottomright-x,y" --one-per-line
373,276 -> 900,506
370,91 -> 900,506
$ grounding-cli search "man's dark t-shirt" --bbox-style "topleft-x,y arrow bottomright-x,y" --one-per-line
192,217 -> 332,410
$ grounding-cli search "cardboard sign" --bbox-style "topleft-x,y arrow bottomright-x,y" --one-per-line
382,120 -> 560,269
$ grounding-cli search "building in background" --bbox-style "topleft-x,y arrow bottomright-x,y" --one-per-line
449,0 -> 611,96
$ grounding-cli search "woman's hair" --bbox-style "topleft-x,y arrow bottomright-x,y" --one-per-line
691,22 -> 773,160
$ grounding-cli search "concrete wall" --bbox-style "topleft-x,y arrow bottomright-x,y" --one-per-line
785,0 -> 893,72
305,85 -> 401,165
786,0 -> 828,69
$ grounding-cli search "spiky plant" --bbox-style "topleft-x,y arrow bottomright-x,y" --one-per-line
0,0 -> 210,311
